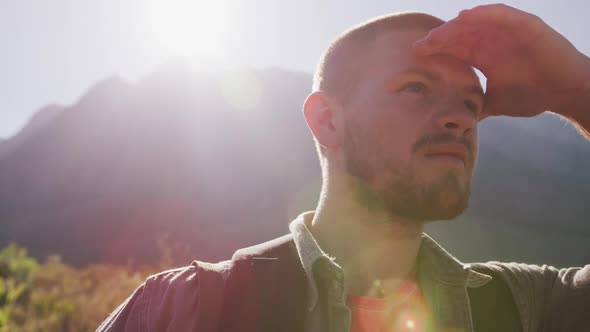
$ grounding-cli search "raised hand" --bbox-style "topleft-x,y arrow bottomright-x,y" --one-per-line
414,4 -> 590,120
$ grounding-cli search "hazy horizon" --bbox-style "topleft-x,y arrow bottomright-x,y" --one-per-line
2,0 -> 589,139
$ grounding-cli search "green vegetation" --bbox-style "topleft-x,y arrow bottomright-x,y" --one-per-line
0,243 -> 164,332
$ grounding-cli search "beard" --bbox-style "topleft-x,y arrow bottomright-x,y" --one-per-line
380,165 -> 471,221
343,132 -> 473,222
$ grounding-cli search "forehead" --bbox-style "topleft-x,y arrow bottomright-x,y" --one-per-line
361,29 -> 481,87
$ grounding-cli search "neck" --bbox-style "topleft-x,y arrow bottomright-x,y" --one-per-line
309,174 -> 424,297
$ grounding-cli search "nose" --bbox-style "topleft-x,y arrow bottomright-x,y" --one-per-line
432,98 -> 477,136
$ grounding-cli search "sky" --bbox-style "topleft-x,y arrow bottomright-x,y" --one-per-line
1,0 -> 589,139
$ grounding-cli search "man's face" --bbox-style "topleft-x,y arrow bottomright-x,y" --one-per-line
341,29 -> 483,222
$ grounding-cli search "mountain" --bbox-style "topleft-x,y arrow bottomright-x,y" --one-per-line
0,104 -> 65,160
0,67 -> 589,267
0,67 -> 319,266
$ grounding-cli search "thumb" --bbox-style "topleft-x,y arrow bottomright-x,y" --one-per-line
484,83 -> 546,118
481,87 -> 502,120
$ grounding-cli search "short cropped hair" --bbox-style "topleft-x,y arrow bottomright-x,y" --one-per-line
310,12 -> 445,173
312,12 -> 445,104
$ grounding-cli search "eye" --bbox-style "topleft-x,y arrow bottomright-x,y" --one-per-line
464,99 -> 480,115
402,81 -> 427,94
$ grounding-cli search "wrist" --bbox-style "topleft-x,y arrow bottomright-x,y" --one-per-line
558,53 -> 590,120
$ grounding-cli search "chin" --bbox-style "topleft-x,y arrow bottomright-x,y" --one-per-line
346,156 -> 473,221
426,186 -> 471,220
389,197 -> 469,222
383,180 -> 472,222
423,199 -> 469,221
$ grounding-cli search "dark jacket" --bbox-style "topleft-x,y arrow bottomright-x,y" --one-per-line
97,234 -> 590,332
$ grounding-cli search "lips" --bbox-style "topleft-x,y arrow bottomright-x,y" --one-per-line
423,143 -> 470,166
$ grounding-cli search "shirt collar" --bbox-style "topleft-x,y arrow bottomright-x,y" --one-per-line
418,233 -> 492,288
289,211 -> 338,311
288,211 -> 493,312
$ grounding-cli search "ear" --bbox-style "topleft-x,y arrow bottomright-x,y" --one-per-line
303,92 -> 344,150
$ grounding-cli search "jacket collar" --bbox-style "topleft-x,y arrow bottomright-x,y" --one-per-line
288,211 -> 493,312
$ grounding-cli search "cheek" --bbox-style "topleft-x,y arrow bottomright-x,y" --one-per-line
368,98 -> 427,156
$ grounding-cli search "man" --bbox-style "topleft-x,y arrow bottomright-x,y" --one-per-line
97,4 -> 590,332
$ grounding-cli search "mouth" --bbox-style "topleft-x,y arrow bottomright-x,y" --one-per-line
423,143 -> 469,168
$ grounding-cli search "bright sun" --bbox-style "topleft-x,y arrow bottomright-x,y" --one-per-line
146,0 -> 233,61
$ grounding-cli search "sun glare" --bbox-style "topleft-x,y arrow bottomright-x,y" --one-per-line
146,0 -> 233,61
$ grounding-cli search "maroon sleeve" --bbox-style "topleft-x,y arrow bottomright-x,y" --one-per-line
95,262 -> 226,332
95,282 -> 148,332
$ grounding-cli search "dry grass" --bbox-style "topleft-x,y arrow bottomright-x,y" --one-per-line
0,244 -> 169,332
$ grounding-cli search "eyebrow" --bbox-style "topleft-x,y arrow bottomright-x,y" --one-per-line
395,67 -> 485,99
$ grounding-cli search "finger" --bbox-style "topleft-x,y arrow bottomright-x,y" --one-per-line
415,3 -> 539,56
460,4 -> 538,28
414,24 -> 484,70
413,3 -> 498,56
414,18 -> 465,56
456,4 -> 546,40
